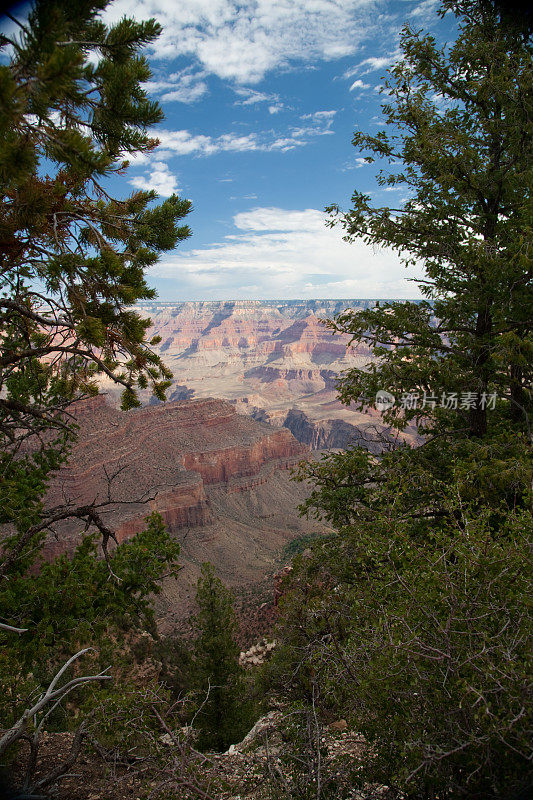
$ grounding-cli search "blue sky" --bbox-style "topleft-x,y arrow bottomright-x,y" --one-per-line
3,0 -> 458,300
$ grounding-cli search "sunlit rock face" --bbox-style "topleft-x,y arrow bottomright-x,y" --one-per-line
99,299 -> 388,450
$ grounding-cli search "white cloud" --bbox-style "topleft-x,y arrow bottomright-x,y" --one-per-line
344,52 -> 399,79
144,68 -> 208,103
233,87 -> 287,115
266,137 -> 307,152
409,0 -> 438,21
142,129 -> 258,157
155,129 -> 220,155
131,120 -> 336,163
104,0 -> 377,84
234,208 -> 325,231
125,121 -> 323,188
150,207 -> 423,299
349,79 -> 370,91
125,115 -> 333,195
301,110 -> 336,122
161,82 -> 207,103
217,133 -> 261,152
129,161 -> 178,197
291,110 -> 336,138
233,87 -> 276,105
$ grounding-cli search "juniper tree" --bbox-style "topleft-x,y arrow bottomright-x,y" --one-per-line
301,0 -> 533,528
327,0 -> 532,437
277,2 -> 532,797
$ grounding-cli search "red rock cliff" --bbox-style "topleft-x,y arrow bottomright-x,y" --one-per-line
43,396 -> 308,554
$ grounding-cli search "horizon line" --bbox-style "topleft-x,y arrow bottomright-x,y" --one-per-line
133,297 -> 422,303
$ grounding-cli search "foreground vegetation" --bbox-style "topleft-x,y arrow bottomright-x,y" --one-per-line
0,0 -> 195,792
272,1 -> 532,796
0,0 -> 531,798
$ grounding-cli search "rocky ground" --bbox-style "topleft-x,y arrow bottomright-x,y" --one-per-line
5,709 -> 397,800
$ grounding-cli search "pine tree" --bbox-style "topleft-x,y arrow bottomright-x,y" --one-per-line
277,2 -> 532,796
304,0 -> 533,527
0,0 -> 192,575
0,2 -> 189,782
192,564 -> 250,752
1,0 -> 192,415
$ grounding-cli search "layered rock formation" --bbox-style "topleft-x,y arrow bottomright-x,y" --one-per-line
45,395 -> 307,546
41,396 -> 322,627
244,407 -> 401,453
281,409 -> 377,451
97,299 -> 391,452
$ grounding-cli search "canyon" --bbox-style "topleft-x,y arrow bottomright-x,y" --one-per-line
39,300 -> 414,629
100,299 -> 398,451
42,395 -> 326,630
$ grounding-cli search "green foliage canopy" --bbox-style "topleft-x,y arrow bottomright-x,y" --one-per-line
278,2 -> 533,797
192,564 -> 252,752
299,0 -> 533,532
0,0 -> 192,578
0,512 -> 180,727
326,0 -> 532,442
0,2 -> 189,787
0,0 -> 192,432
